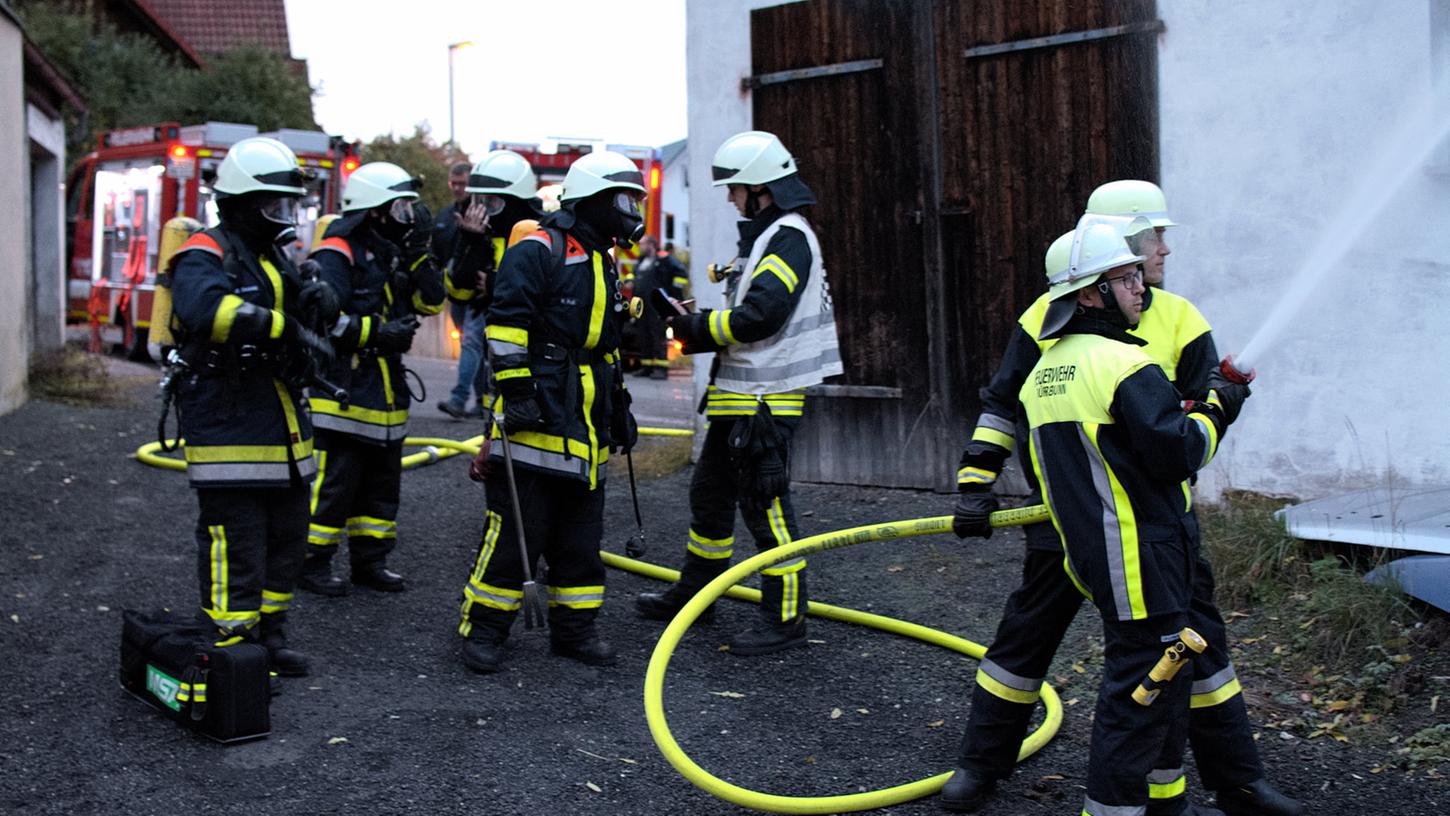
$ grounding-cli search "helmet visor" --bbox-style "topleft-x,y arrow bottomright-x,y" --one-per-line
613,190 -> 644,219
475,194 -> 507,217
388,197 -> 416,225
258,195 -> 300,227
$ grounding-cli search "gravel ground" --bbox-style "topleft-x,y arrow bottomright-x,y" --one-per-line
1,369 -> 1446,815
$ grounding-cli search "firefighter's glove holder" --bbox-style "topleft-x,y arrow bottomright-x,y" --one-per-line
952,484 -> 998,540
610,388 -> 638,453
729,402 -> 788,510
499,379 -> 545,435
373,315 -> 419,356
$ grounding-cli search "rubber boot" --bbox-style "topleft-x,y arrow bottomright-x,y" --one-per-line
939,766 -> 996,813
1215,779 -> 1303,816
462,632 -> 508,674
259,614 -> 309,677
352,560 -> 406,592
729,567 -> 809,656
298,554 -> 347,597
551,634 -> 618,667
636,588 -> 715,623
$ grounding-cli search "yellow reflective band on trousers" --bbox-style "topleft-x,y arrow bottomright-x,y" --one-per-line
687,528 -> 733,559
458,511 -> 512,636
585,253 -> 607,349
580,363 -> 601,489
261,589 -> 292,615
766,498 -> 801,620
1147,767 -> 1186,799
308,522 -> 343,546
211,294 -> 244,342
975,657 -> 1043,704
1082,798 -> 1147,816
1190,665 -> 1243,709
549,584 -> 605,609
347,516 -> 397,539
1081,423 -> 1147,620
208,525 -> 230,615
309,449 -> 327,512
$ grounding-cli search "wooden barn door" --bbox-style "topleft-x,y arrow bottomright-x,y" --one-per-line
748,0 -> 1161,489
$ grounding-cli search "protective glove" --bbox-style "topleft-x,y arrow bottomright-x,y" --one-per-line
1204,367 -> 1251,426
296,277 -> 341,330
952,484 -> 998,539
402,202 -> 433,263
373,315 -> 419,355
752,447 -> 790,505
609,388 -> 638,453
280,317 -> 334,367
502,395 -> 544,434
666,310 -> 719,354
468,435 -> 492,483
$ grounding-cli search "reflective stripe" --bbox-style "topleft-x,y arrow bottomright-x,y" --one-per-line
716,345 -> 842,385
1147,767 -> 1186,799
488,339 -> 528,357
458,511 -> 505,637
1082,797 -> 1146,816
976,412 -> 1016,437
766,497 -> 793,548
487,324 -> 529,346
358,315 -> 373,348
310,398 -> 408,438
705,388 -> 806,418
212,294 -> 244,342
709,309 -> 736,346
780,571 -> 801,620
672,276 -> 689,288
578,362 -> 602,490
308,522 -> 344,547
189,462 -> 296,483
208,525 -> 229,614
1080,424 -> 1145,620
548,585 -> 605,609
584,253 -> 606,349
204,608 -> 259,632
463,581 -> 522,611
260,258 -> 284,313
261,589 -> 292,614
412,288 -> 443,315
185,444 -> 290,464
273,379 -> 312,464
445,270 -> 474,301
1191,664 -> 1243,709
957,465 -> 997,485
494,433 -> 600,482
309,449 -> 328,514
268,310 -> 285,340
975,658 -> 1042,704
495,367 -> 532,381
347,516 -> 397,539
970,425 -> 1015,452
1188,412 -> 1219,469
753,254 -> 799,292
687,528 -> 734,559
761,556 -> 806,576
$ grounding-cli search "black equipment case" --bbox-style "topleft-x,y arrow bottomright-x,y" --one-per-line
119,609 -> 271,743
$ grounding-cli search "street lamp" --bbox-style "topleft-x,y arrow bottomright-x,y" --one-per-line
447,41 -> 474,147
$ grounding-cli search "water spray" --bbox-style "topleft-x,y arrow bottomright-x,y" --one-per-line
1233,92 -> 1450,372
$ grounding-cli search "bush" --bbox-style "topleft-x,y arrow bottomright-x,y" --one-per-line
28,348 -> 134,407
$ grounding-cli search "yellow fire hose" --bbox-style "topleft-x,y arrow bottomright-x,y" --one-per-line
623,504 -> 1060,814
134,426 -> 691,472
134,431 -> 1062,812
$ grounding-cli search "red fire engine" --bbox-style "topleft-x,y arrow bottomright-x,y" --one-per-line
64,121 -> 361,358
489,140 -> 663,283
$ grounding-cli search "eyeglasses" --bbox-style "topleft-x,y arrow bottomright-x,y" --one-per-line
1102,267 -> 1144,289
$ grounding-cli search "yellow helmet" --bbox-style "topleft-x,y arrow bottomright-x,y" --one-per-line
1086,180 -> 1177,228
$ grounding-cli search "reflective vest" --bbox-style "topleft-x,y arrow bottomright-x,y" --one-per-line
714,213 -> 843,394
1018,288 -> 1212,386
169,228 -> 315,488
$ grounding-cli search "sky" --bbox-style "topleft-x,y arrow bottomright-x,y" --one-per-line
285,0 -> 688,160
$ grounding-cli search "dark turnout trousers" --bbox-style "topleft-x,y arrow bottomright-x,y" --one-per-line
194,483 -> 308,635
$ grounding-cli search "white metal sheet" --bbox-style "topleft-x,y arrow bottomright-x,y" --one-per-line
1277,486 -> 1450,555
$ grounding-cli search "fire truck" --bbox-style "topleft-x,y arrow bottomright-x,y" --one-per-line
489,140 -> 663,282
64,121 -> 361,358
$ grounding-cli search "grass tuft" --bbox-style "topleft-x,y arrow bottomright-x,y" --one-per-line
28,347 -> 137,407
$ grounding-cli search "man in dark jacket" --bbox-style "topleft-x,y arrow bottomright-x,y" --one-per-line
630,234 -> 687,379
455,150 -> 642,674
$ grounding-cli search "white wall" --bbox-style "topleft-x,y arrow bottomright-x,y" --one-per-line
28,102 -> 66,354
659,147 -> 689,251
684,0 -> 802,436
1,17 -> 28,415
1159,1 -> 1450,499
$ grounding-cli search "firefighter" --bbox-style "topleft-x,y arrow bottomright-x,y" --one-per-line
456,150 -> 641,673
1021,214 -> 1250,816
635,131 -> 843,655
168,136 -> 336,676
631,234 -> 688,379
298,162 -> 445,596
941,183 -> 1300,816
437,149 -> 544,419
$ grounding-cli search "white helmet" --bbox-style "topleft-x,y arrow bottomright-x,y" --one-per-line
1042,230 -> 1074,282
214,137 -> 307,198
1038,214 -> 1148,340
466,150 -> 537,199
559,151 -> 647,202
1086,180 -> 1177,228
711,131 -> 797,187
341,162 -> 421,213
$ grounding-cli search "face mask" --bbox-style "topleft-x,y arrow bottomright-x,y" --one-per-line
475,194 -> 507,217
612,191 -> 645,244
388,197 -> 416,225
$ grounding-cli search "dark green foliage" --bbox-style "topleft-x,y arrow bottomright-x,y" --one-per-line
359,124 -> 469,213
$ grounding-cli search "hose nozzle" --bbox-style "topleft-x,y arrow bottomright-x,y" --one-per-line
1220,355 -> 1255,385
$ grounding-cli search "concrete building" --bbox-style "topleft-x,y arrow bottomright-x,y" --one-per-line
657,138 -> 689,253
1,1 -> 86,416
684,0 -> 1449,502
